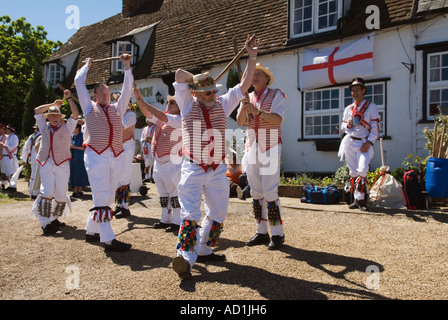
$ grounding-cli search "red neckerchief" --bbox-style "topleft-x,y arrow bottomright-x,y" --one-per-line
254,87 -> 267,103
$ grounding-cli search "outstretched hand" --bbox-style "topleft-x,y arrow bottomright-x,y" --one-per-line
245,35 -> 260,58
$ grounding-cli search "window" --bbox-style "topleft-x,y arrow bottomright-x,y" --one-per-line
303,82 -> 386,139
427,51 -> 448,118
290,0 -> 340,38
45,63 -> 64,88
111,41 -> 135,73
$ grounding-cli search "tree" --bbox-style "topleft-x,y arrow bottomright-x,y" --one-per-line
0,16 -> 61,135
22,63 -> 48,137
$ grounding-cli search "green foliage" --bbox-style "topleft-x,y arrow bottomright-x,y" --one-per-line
280,172 -> 323,186
329,164 -> 350,187
18,137 -> 31,180
0,15 -> 62,133
22,63 -> 48,136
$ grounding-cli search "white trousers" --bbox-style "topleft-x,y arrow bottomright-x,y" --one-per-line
344,139 -> 374,201
39,159 -> 70,202
153,160 -> 182,225
245,145 -> 283,236
143,143 -> 154,179
32,159 -> 71,228
84,148 -> 121,243
116,140 -> 135,209
117,139 -> 135,187
1,155 -> 18,187
29,157 -> 40,196
176,160 -> 229,267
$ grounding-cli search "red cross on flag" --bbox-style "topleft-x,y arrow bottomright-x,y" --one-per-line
300,33 -> 375,91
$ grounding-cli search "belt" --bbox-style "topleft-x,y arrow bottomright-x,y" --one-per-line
351,136 -> 366,141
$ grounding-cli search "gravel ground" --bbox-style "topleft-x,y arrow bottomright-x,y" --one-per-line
1,178 -> 448,301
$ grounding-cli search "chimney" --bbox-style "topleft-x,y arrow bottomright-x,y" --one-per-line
122,0 -> 163,18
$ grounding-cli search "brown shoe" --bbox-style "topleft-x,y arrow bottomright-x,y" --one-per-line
172,255 -> 192,280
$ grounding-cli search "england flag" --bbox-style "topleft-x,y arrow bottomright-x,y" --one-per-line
300,33 -> 375,91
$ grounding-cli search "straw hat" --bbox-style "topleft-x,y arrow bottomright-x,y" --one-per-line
44,107 -> 66,119
255,63 -> 274,87
190,72 -> 222,92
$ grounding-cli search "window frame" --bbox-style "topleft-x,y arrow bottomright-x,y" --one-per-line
289,0 -> 342,39
111,41 -> 135,73
301,80 -> 388,140
417,42 -> 448,122
45,63 -> 64,88
426,50 -> 448,120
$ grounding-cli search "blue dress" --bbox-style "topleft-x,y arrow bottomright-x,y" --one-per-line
69,132 -> 90,187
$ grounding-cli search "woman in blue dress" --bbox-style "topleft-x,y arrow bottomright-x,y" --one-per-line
69,123 -> 89,197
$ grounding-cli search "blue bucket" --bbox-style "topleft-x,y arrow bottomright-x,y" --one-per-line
426,157 -> 448,198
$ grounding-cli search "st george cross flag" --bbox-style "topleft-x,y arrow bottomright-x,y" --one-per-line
300,33 -> 375,91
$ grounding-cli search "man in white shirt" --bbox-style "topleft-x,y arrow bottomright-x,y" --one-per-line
75,54 -> 134,252
171,36 -> 259,280
0,125 -> 19,192
338,78 -> 380,211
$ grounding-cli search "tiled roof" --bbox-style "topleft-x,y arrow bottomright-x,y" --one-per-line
46,0 -> 434,88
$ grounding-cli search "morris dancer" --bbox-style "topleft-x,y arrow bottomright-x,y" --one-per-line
134,90 -> 182,234
338,78 -> 380,211
32,91 -> 78,235
74,54 -> 134,252
141,120 -> 156,182
171,36 -> 259,279
237,63 -> 287,250
21,124 -> 41,198
114,96 -> 137,219
0,123 -> 8,191
0,125 -> 19,192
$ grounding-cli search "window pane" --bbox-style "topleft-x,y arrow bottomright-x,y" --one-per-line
442,89 -> 448,102
374,95 -> 383,105
430,55 -> 440,68
304,19 -> 312,32
430,89 -> 440,103
330,100 -> 338,109
331,115 -> 339,124
443,54 -> 448,67
319,3 -> 327,15
442,67 -> 448,81
318,17 -> 327,29
430,69 -> 440,82
331,89 -> 339,99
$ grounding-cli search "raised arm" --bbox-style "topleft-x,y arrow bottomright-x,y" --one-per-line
64,90 -> 79,120
239,35 -> 260,94
74,58 -> 93,114
175,69 -> 194,85
117,54 -> 134,115
35,100 -> 63,115
134,86 -> 168,123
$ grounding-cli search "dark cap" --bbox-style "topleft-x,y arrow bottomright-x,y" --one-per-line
349,78 -> 366,90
